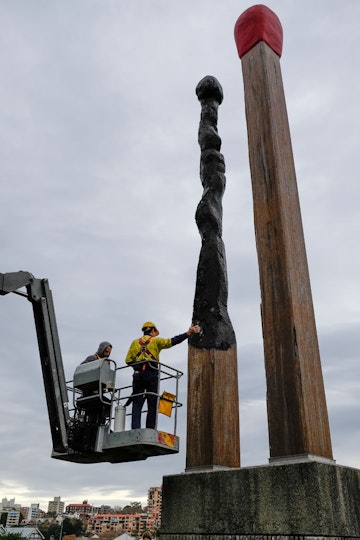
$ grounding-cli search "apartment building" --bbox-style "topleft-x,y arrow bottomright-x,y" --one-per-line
87,513 -> 148,536
66,500 -> 94,516
5,510 -> 21,527
27,504 -> 40,522
0,498 -> 21,527
0,498 -> 18,511
146,487 -> 162,530
85,486 -> 162,535
48,497 -> 65,515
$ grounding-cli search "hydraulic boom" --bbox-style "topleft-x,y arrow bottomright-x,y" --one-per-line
0,271 -> 70,452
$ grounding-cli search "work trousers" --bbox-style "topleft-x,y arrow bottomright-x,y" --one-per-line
131,367 -> 159,429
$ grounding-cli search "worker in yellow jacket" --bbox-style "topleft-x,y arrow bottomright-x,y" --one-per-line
125,321 -> 200,429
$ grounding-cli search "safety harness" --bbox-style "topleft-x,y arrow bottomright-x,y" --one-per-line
136,336 -> 157,371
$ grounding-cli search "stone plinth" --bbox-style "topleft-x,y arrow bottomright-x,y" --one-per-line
161,462 -> 360,539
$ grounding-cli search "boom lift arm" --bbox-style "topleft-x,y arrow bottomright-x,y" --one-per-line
0,271 -> 70,453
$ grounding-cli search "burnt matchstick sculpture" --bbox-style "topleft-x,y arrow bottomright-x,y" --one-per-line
186,75 -> 240,470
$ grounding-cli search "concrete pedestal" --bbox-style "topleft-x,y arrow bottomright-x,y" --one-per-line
161,462 -> 360,540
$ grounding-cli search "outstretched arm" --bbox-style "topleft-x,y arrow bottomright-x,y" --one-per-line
171,325 -> 201,346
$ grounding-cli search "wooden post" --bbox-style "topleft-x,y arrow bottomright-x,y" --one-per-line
186,76 -> 240,470
234,5 -> 333,461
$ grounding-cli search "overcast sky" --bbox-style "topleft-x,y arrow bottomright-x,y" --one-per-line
1,0 -> 359,511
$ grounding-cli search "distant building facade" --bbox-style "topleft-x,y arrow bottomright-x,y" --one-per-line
1,498 -> 19,511
48,496 -> 65,515
66,500 -> 94,517
0,498 -> 22,527
97,505 -> 112,514
87,513 -> 148,536
146,486 -> 162,530
5,510 -> 21,527
27,504 -> 40,522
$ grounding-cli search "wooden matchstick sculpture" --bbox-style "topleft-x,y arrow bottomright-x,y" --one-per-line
186,76 -> 240,470
234,5 -> 333,461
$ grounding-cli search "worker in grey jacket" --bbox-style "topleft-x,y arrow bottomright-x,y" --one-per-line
82,341 -> 112,364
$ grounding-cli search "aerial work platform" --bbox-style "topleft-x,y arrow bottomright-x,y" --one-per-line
52,358 -> 182,464
53,428 -> 179,464
0,271 -> 183,465
56,358 -> 183,464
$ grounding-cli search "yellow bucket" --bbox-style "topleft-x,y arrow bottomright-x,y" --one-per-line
158,391 -> 176,417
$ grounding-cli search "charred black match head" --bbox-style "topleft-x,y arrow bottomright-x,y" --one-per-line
196,75 -> 223,105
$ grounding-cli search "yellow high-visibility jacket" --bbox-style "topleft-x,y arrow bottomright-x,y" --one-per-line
125,335 -> 173,365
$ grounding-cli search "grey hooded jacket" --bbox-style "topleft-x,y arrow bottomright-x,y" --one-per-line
81,341 -> 112,364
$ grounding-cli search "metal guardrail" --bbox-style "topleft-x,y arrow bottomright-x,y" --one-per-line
66,360 -> 183,435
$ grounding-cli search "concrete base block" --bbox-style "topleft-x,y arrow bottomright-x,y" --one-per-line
161,462 -> 360,539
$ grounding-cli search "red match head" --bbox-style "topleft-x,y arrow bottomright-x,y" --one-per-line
234,4 -> 283,58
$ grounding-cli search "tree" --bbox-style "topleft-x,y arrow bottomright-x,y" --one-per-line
121,502 -> 144,515
0,534 -> 24,540
37,518 -> 83,540
38,522 -> 60,540
62,517 -> 83,537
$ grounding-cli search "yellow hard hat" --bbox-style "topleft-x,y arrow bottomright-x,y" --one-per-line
142,321 -> 158,332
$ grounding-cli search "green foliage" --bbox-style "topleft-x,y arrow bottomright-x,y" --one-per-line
121,502 -> 144,515
37,518 -> 83,540
62,517 -> 83,537
0,534 -> 24,540
37,522 -> 59,540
